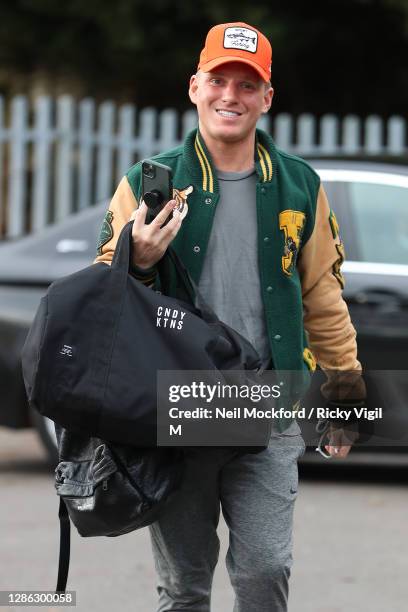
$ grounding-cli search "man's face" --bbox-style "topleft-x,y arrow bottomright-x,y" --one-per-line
188,62 -> 274,145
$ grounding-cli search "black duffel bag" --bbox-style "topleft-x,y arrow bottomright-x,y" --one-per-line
21,220 -> 263,447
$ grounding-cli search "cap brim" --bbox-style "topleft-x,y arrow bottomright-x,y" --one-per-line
199,56 -> 270,83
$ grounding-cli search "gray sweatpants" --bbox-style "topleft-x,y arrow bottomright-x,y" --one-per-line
148,421 -> 306,612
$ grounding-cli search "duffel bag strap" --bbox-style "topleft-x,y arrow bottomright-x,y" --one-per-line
112,221 -> 219,325
111,221 -> 135,273
55,498 -> 70,594
163,246 -> 219,325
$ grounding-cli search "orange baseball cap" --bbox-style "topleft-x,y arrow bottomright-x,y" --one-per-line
197,22 -> 272,82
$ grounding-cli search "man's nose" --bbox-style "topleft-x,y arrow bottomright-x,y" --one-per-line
221,82 -> 238,103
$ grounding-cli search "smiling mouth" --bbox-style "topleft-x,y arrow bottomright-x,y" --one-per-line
216,109 -> 242,117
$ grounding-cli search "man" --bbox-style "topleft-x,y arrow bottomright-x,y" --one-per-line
95,22 -> 362,612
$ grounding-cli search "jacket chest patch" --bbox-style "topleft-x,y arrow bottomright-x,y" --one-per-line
279,210 -> 306,276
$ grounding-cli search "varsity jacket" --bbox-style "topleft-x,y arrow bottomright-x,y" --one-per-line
94,127 -> 362,394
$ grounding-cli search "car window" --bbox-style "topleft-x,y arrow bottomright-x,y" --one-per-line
319,180 -> 360,261
348,182 -> 408,265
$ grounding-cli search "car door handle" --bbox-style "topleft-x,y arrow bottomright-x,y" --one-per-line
351,288 -> 408,309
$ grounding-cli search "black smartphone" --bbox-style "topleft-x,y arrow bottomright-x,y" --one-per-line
141,159 -> 173,225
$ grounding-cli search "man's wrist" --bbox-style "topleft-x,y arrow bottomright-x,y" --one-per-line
129,261 -> 157,284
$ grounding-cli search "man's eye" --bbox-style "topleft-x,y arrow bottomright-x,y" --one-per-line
242,82 -> 255,90
210,78 -> 222,85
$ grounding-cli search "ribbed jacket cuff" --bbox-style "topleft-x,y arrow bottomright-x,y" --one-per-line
129,263 -> 157,285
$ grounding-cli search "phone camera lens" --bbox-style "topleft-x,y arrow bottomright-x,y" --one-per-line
143,162 -> 155,179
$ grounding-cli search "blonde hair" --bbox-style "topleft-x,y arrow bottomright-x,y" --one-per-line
196,69 -> 271,89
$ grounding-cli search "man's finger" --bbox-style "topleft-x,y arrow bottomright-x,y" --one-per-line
132,201 -> 148,229
152,199 -> 177,227
325,444 -> 351,458
159,208 -> 183,238
329,425 -> 359,446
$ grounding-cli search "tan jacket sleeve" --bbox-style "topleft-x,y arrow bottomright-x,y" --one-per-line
298,184 -> 361,373
93,176 -> 157,286
93,176 -> 138,265
298,184 -> 366,403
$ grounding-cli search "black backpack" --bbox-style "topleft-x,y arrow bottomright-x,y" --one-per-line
53,423 -> 184,593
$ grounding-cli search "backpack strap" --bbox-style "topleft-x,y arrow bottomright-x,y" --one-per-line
56,498 -> 70,593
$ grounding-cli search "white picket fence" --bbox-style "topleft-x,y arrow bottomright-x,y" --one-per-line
0,94 -> 407,238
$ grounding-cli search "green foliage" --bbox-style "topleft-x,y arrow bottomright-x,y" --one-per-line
0,0 -> 407,115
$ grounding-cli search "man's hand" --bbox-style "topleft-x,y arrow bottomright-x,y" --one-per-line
130,199 -> 182,269
324,424 -> 360,458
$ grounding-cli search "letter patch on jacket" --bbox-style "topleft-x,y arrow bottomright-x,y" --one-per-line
173,185 -> 193,220
333,242 -> 346,289
303,347 -> 317,372
279,210 -> 306,276
329,209 -> 346,289
97,210 -> 114,256
329,208 -> 340,239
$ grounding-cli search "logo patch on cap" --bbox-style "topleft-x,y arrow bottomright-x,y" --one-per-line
223,26 -> 258,54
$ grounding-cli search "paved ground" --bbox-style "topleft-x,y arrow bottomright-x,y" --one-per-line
1,426 -> 407,612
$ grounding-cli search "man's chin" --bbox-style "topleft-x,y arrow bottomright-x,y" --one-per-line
212,128 -> 250,144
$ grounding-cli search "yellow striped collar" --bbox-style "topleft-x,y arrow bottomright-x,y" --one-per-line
190,129 -> 275,191
256,142 -> 273,182
194,133 -> 215,193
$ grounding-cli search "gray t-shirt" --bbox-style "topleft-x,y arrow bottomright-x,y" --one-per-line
198,167 -> 271,365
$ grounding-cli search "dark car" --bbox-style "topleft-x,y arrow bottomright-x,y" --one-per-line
304,161 -> 408,460
0,203 -> 107,463
1,161 -> 408,464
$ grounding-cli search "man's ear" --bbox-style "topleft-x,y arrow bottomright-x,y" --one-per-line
262,86 -> 274,114
189,73 -> 199,105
